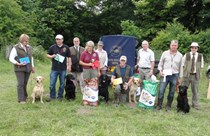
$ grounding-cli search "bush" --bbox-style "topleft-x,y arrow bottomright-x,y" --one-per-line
32,45 -> 48,62
193,29 -> 210,62
151,21 -> 192,54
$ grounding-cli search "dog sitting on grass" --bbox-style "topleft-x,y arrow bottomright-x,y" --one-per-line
31,76 -> 45,104
177,85 -> 190,113
65,74 -> 76,100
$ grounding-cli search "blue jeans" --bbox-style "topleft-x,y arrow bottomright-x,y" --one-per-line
50,70 -> 66,99
158,74 -> 179,101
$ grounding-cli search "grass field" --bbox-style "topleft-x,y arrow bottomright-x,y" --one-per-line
1,56 -> 210,136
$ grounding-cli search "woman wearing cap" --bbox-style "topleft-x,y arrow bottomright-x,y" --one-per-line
111,55 -> 133,104
95,41 -> 108,74
9,34 -> 35,104
79,40 -> 100,80
180,42 -> 204,110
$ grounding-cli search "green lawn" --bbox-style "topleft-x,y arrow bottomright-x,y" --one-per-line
1,58 -> 210,136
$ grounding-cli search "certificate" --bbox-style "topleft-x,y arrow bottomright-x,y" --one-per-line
113,77 -> 123,85
19,57 -> 30,64
55,54 -> 65,63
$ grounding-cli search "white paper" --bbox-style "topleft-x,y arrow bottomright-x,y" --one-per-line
55,54 -> 65,63
163,69 -> 172,76
163,69 -> 172,82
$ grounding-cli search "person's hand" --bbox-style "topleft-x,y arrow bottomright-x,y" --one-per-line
149,70 -> 153,76
31,67 -> 35,73
51,54 -> 56,58
98,71 -> 101,77
16,62 -> 26,66
160,71 -> 164,77
67,66 -> 71,73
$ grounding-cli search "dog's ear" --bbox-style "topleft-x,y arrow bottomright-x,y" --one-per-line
41,76 -> 45,80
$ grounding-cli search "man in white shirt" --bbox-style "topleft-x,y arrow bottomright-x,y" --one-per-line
181,42 -> 204,110
136,40 -> 155,89
157,40 -> 183,111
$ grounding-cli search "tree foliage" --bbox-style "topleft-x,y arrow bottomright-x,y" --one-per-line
0,0 -> 35,46
1,0 -> 210,61
151,21 -> 192,54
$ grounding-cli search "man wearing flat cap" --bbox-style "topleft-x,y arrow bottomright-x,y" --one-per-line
181,42 -> 204,110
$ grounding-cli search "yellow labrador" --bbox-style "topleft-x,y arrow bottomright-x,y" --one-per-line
31,76 -> 45,104
129,78 -> 141,103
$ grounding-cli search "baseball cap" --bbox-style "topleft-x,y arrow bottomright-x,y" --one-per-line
120,55 -> 127,61
55,34 -> 63,39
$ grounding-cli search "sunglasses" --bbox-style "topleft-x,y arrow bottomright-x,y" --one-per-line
191,47 -> 198,49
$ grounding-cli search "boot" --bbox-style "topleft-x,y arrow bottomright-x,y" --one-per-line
156,98 -> 163,110
166,99 -> 173,111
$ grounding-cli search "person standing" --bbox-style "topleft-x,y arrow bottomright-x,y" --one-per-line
69,37 -> 85,93
47,34 -> 71,101
111,56 -> 133,103
181,42 -> 204,110
95,41 -> 108,75
136,40 -> 155,88
79,41 -> 100,80
9,34 -> 35,104
156,40 -> 183,111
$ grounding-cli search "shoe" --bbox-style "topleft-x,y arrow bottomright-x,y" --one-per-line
192,105 -> 199,110
19,101 -> 26,104
57,98 -> 63,102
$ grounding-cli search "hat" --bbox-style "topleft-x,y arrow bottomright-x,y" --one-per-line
55,34 -> 63,39
120,55 -> 127,61
190,42 -> 199,47
97,41 -> 104,46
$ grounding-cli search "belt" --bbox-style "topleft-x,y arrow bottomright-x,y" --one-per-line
140,67 -> 150,69
190,73 -> 196,75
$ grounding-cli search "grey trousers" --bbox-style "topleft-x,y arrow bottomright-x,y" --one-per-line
114,85 -> 129,103
139,68 -> 151,89
181,74 -> 199,108
15,71 -> 31,102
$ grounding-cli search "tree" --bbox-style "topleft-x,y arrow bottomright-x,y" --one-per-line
0,0 -> 35,47
132,0 -> 186,40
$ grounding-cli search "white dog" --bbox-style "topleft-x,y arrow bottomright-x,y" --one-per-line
31,76 -> 45,104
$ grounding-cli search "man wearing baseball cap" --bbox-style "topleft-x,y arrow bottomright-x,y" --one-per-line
47,34 -> 71,101
180,42 -> 204,110
111,55 -> 133,104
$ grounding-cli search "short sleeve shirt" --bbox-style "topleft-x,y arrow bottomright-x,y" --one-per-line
80,50 -> 99,69
47,44 -> 71,71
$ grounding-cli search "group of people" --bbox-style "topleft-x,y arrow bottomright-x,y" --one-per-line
9,34 -> 204,111
103,39 -> 203,110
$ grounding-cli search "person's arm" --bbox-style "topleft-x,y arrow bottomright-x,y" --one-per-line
158,52 -> 165,76
104,51 -> 108,67
149,51 -> 155,75
136,50 -> 140,67
201,54 -> 204,68
9,47 -> 25,66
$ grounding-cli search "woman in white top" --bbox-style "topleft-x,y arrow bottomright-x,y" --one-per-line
95,41 -> 108,74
